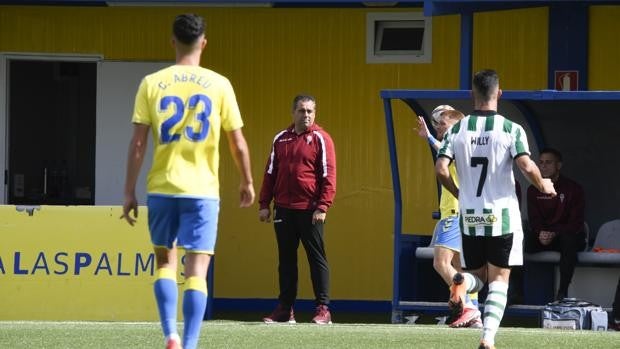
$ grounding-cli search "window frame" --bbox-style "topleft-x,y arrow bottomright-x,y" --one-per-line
366,12 -> 432,64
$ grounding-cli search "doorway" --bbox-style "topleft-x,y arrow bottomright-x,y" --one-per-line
7,58 -> 97,205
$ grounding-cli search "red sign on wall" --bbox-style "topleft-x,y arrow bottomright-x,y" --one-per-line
554,70 -> 579,91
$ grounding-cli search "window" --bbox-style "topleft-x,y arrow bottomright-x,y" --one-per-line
366,12 -> 432,64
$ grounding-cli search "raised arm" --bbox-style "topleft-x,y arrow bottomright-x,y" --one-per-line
515,155 -> 556,196
415,116 -> 441,150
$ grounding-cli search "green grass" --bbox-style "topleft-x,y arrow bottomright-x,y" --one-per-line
0,320 -> 618,349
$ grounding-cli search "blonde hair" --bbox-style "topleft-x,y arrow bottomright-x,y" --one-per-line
442,109 -> 465,121
430,105 -> 464,128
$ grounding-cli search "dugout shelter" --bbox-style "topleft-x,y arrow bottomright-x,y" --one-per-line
378,0 -> 620,322
381,89 -> 620,320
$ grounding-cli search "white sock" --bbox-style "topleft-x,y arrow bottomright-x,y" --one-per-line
482,280 -> 508,346
463,273 -> 484,293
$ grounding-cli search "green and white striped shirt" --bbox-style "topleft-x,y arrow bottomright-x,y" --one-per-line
438,113 -> 529,237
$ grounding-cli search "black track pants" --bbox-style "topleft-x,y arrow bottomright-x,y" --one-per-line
525,230 -> 586,293
273,206 -> 330,307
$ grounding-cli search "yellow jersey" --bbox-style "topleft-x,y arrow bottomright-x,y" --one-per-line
132,65 -> 243,198
439,162 -> 459,218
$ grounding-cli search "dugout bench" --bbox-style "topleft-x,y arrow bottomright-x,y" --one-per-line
408,244 -> 620,319
381,89 -> 620,323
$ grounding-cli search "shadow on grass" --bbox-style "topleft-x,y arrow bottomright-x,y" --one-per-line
212,310 -> 540,327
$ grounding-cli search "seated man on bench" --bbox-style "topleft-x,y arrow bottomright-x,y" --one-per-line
526,147 -> 586,300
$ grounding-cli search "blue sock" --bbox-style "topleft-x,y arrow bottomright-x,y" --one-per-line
182,276 -> 208,349
154,268 -> 178,338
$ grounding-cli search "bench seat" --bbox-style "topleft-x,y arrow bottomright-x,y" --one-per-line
415,246 -> 620,266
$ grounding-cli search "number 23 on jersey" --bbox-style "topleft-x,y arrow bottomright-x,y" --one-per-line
159,94 -> 212,144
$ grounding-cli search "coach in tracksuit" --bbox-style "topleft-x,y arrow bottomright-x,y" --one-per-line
259,94 -> 336,325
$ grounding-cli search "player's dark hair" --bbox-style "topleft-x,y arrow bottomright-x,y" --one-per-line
173,14 -> 205,45
292,94 -> 316,111
472,69 -> 499,102
540,147 -> 563,162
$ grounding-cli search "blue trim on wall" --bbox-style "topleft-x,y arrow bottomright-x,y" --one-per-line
424,0 -> 620,16
213,298 -> 392,313
548,3 -> 589,90
381,89 -> 620,101
459,11 -> 473,90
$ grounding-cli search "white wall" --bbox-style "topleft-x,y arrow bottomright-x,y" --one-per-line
567,267 -> 617,308
95,61 -> 170,205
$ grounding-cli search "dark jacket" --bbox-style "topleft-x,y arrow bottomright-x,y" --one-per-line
259,123 -> 336,212
527,175 -> 585,235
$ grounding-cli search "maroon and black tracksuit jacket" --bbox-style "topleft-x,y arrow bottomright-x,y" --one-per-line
259,123 -> 336,306
259,123 -> 336,213
526,175 -> 585,293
